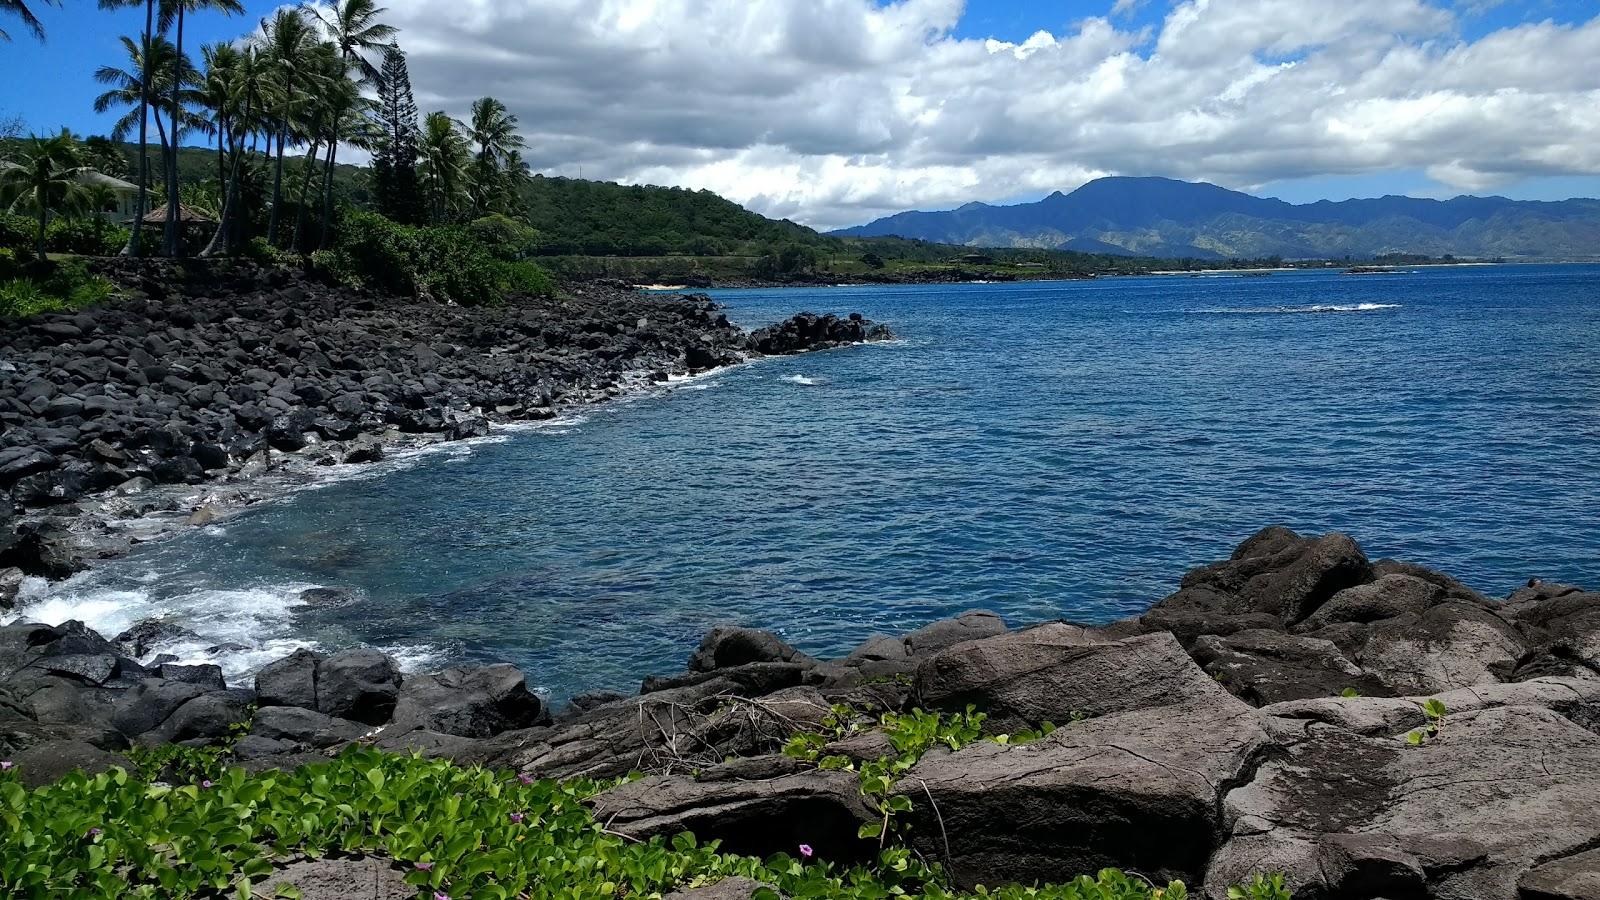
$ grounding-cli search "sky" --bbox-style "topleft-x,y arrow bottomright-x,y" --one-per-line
3,0 -> 1599,230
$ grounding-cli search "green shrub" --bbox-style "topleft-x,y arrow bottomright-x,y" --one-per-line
44,217 -> 129,256
320,209 -> 557,305
0,278 -> 62,317
467,213 -> 541,260
0,259 -> 115,319
0,746 -> 1283,899
241,236 -> 285,266
0,213 -> 34,253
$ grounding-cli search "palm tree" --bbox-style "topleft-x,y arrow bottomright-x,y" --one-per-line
257,7 -> 318,245
317,83 -> 377,249
307,0 -> 394,81
202,46 -> 259,256
198,42 -> 244,193
159,0 -> 245,256
98,0 -> 157,256
466,97 -> 525,216
467,96 -> 525,167
502,148 -> 532,211
418,110 -> 469,223
0,0 -> 58,42
93,34 -> 199,195
0,130 -> 89,257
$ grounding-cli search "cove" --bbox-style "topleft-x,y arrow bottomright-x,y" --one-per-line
17,264 -> 1600,703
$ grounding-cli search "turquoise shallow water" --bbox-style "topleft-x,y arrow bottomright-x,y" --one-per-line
14,265 -> 1600,702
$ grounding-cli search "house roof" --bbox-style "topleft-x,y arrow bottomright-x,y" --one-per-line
77,170 -> 140,192
129,203 -> 217,225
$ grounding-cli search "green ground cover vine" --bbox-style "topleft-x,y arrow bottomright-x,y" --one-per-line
1,709 -> 1287,899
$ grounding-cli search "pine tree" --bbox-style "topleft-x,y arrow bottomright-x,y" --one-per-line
371,44 -> 421,223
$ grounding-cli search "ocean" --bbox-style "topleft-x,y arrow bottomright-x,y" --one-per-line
10,264 -> 1600,702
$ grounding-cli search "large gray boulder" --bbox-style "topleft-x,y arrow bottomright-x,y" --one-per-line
387,664 -> 549,738
254,648 -> 322,711
1345,601 -> 1526,695
1191,629 -> 1386,705
899,694 -> 1270,890
590,762 -> 876,862
315,649 -> 401,725
1206,704 -> 1600,899
1293,573 -> 1445,632
1144,528 -> 1374,639
687,627 -> 812,673
913,627 -> 1233,733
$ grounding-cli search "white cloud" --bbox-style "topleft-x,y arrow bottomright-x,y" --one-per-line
377,0 -> 1600,229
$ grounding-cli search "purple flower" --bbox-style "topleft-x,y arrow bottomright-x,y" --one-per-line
200,780 -> 213,789
434,893 -> 450,900
509,812 -> 525,824
0,761 -> 13,771
799,844 -> 814,859
415,862 -> 434,872
517,773 -> 534,785
86,828 -> 102,838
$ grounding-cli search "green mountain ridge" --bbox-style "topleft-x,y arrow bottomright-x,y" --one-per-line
833,176 -> 1600,260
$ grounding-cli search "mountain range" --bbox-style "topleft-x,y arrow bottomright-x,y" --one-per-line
831,177 -> 1600,260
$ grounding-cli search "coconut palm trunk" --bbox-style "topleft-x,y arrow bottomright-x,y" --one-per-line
121,0 -> 155,257
164,2 -> 185,256
290,137 -> 321,252
203,72 -> 253,257
267,113 -> 288,244
318,136 -> 338,249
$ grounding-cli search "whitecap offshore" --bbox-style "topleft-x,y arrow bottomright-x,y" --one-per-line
1193,302 -> 1401,314
782,374 -> 821,386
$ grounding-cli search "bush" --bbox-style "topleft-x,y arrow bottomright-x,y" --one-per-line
241,236 -> 284,266
0,213 -> 35,254
467,214 -> 541,260
44,217 -> 129,256
0,259 -> 115,319
320,209 -> 557,305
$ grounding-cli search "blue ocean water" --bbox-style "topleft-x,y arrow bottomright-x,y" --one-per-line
15,265 -> 1600,702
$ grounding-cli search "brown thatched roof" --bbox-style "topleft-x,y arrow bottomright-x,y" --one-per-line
128,203 -> 216,225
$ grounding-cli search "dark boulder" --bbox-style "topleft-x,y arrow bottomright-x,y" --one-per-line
1293,573 -> 1445,632
1191,629 -> 1389,705
113,619 -> 201,658
590,765 -> 877,862
900,693 -> 1269,890
9,739 -> 131,789
388,664 -> 549,738
315,648 -> 401,725
1347,600 -> 1527,694
1157,528 -> 1374,628
687,627 -> 812,673
250,705 -> 368,748
1206,705 -> 1600,899
254,648 -> 323,710
902,609 -> 1008,656
913,627 -> 1232,733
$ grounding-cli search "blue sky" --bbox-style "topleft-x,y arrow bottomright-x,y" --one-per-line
3,0 -> 1599,226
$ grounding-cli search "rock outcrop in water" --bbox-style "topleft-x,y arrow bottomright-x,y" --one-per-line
3,528 -> 1598,898
0,261 -> 893,593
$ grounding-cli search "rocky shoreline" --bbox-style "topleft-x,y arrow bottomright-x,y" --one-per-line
0,260 -> 892,604
3,527 -> 1598,898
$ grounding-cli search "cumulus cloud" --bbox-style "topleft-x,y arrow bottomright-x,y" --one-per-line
379,0 -> 1600,229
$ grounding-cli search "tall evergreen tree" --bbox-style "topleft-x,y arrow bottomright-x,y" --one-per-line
371,44 -> 421,224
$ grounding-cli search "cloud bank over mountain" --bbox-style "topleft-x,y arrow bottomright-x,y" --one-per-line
383,0 -> 1600,230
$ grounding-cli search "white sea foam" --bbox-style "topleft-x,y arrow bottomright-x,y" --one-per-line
2,574 -> 444,682
1196,302 -> 1401,315
782,374 -> 821,386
